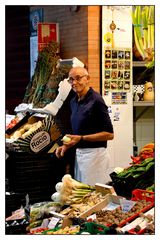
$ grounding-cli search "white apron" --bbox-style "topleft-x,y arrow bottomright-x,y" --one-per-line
74,147 -> 110,186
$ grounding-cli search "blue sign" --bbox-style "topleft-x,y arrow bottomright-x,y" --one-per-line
30,9 -> 43,37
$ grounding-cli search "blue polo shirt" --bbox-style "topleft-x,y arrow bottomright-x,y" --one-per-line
70,88 -> 113,148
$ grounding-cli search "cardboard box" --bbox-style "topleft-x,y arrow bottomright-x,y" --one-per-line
95,183 -> 116,196
61,184 -> 116,218
6,114 -> 61,153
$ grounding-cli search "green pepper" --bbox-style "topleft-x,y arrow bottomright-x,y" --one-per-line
132,172 -> 142,178
145,161 -> 154,171
138,158 -> 154,167
131,166 -> 146,172
117,171 -> 132,178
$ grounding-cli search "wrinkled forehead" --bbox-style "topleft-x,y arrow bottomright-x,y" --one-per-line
69,67 -> 88,76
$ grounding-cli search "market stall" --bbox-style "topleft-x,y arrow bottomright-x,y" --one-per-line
5,174 -> 154,235
5,5 -> 155,236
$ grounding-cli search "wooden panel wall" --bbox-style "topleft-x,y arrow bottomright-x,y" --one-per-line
5,6 -> 30,114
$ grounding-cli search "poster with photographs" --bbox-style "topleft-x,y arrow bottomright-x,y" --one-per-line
103,48 -> 132,95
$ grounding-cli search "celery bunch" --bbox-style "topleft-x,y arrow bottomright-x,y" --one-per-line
51,174 -> 95,205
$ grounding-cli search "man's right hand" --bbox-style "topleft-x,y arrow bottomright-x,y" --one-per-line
55,145 -> 69,158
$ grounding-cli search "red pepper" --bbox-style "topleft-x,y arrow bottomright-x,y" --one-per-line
130,156 -> 142,164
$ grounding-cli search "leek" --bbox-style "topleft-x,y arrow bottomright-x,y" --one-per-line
142,6 -> 149,50
132,5 -> 154,61
147,6 -> 152,49
150,6 -> 155,50
132,6 -> 146,60
147,6 -> 154,50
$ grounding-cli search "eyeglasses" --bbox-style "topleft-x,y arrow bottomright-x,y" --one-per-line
68,75 -> 88,84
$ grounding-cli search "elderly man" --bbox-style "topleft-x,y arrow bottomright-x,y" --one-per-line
56,67 -> 114,185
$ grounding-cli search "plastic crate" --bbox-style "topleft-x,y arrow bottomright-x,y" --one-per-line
110,172 -> 135,197
118,189 -> 154,228
6,152 -> 68,204
5,193 -> 26,217
128,227 -> 146,235
131,189 -> 154,203
6,219 -> 29,235
78,222 -> 111,235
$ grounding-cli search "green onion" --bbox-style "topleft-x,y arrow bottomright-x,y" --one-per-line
56,174 -> 95,204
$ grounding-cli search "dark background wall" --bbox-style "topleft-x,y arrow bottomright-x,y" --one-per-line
5,6 -> 30,114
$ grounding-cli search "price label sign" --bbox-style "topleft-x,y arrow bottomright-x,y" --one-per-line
120,199 -> 136,212
48,217 -> 61,229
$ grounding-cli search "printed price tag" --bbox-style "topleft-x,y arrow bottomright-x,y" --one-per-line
41,218 -> 49,228
103,202 -> 120,210
48,217 -> 60,229
120,199 -> 136,212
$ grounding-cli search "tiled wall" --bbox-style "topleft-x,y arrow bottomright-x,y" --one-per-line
30,5 -> 101,92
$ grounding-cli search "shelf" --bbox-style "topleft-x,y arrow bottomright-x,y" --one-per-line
133,101 -> 154,107
133,101 -> 154,122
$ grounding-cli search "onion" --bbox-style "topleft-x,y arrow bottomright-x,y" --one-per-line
51,192 -> 61,202
55,182 -> 63,192
62,135 -> 71,143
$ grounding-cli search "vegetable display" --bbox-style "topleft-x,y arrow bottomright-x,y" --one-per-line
130,143 -> 154,164
59,191 -> 107,218
95,200 -> 152,227
43,225 -> 80,235
117,157 -> 154,179
110,143 -> 154,197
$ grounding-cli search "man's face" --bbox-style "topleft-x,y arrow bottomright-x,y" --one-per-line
68,68 -> 89,93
